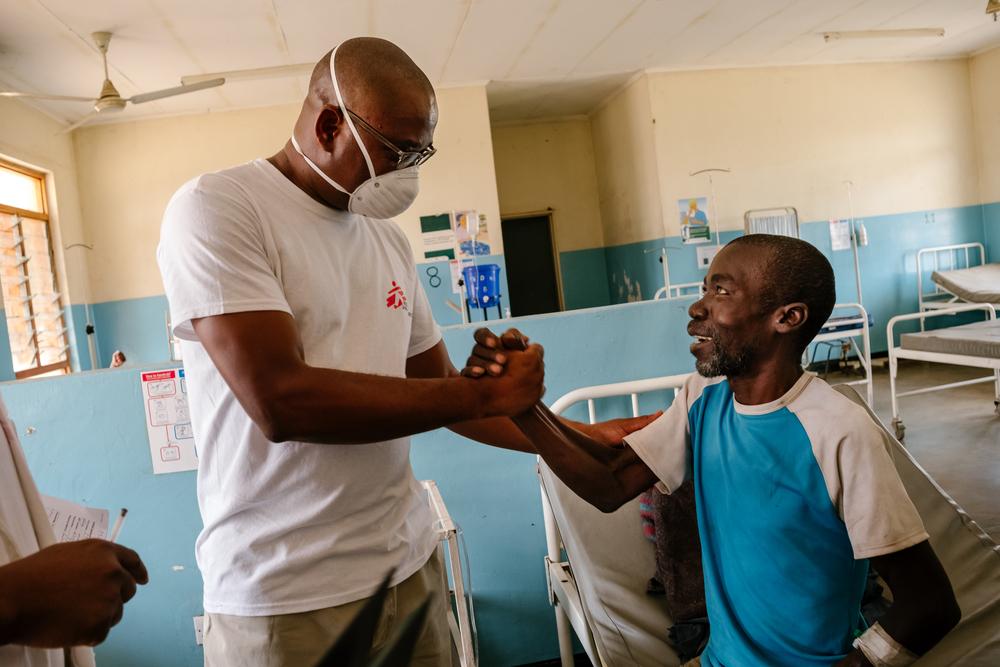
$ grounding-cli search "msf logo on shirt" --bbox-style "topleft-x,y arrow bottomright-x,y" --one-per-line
386,281 -> 411,317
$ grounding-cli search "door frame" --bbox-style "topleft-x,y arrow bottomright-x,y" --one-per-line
499,208 -> 565,312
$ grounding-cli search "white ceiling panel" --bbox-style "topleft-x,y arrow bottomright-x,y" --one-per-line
645,0 -> 801,68
0,0 -> 997,129
438,0 -> 559,82
503,0 -> 643,80
570,1 -> 713,76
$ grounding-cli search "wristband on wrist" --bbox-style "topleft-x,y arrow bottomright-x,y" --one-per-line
852,623 -> 917,667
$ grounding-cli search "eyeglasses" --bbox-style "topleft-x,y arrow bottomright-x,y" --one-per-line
344,108 -> 436,170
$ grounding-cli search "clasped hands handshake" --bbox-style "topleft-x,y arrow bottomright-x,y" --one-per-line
460,328 -> 659,445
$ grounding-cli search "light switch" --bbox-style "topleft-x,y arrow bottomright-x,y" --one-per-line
696,245 -> 720,270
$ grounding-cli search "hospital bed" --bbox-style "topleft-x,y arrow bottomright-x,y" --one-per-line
886,304 -> 1000,441
540,374 -> 1000,666
917,242 -> 1000,330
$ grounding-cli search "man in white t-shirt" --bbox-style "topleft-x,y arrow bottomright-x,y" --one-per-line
0,398 -> 148,667
157,37 -> 649,666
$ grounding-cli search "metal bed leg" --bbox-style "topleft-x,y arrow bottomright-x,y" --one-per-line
994,368 -> 1000,417
888,351 -> 905,441
555,608 -> 574,667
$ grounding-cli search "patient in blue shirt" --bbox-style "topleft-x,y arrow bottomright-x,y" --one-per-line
466,234 -> 961,666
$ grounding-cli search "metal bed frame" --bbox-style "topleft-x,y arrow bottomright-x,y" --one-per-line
810,302 -> 874,406
886,303 -> 1000,441
916,242 -> 988,331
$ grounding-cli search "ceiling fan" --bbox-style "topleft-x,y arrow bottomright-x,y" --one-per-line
0,31 -> 225,133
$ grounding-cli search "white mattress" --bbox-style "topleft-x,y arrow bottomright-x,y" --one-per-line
900,320 -> 1000,359
539,387 -> 1000,666
538,462 -> 678,666
931,264 -> 1000,304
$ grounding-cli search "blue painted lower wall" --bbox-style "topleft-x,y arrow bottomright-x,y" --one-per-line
91,295 -> 172,369
45,202 -> 1000,371
4,298 -> 695,667
560,204 -> 991,354
985,202 -> 1000,263
0,310 -> 14,381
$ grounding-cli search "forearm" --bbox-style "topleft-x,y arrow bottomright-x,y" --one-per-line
448,417 -> 534,453
511,403 -> 650,512
261,366 -> 488,444
870,600 -> 959,659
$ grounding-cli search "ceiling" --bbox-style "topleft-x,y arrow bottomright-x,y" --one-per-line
2,0 -> 999,128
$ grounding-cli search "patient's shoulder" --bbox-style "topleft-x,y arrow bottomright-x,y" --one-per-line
680,374 -> 727,411
790,377 -> 887,454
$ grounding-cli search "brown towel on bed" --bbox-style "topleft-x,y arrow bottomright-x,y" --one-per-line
646,481 -> 707,622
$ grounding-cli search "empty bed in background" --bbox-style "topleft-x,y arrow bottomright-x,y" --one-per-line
539,375 -> 1000,666
917,242 -> 999,330
887,304 -> 1000,440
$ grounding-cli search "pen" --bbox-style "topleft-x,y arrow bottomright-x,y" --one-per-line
109,508 -> 127,543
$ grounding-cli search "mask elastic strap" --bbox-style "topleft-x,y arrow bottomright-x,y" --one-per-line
289,134 -> 351,195
329,44 -> 376,180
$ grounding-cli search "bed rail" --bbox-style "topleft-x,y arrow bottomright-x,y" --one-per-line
543,373 -> 690,667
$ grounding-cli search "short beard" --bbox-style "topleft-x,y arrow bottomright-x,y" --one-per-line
695,342 -> 754,378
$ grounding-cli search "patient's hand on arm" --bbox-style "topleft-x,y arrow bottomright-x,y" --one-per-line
463,328 -> 660,511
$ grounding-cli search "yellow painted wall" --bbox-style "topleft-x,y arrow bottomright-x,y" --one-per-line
589,74 -> 664,247
0,98 -> 90,304
491,118 -> 605,252
72,85 -> 500,303
971,46 -> 1000,203
645,60 -> 981,239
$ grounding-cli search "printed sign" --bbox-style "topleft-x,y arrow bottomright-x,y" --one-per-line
421,213 -> 456,260
141,368 -> 197,474
678,197 -> 711,244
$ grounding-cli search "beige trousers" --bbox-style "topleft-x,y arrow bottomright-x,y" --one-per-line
204,551 -> 453,667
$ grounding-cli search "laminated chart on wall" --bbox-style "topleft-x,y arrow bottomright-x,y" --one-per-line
421,213 -> 456,260
141,368 -> 197,474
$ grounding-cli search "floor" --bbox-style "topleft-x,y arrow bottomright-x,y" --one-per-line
824,359 -> 1000,539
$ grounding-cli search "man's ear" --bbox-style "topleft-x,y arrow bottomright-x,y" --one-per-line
314,105 -> 346,150
774,302 -> 808,335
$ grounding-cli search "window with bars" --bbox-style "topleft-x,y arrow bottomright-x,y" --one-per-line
0,161 -> 70,379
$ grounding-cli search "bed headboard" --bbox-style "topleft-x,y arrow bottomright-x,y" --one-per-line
916,242 -> 986,313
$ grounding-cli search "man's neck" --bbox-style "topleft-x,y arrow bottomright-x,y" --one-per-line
727,360 -> 804,406
267,144 -> 345,210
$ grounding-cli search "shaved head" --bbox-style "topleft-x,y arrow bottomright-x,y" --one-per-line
280,37 -> 438,210
307,37 -> 435,124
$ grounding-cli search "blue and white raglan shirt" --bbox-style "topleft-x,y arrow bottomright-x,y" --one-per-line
624,372 -> 929,667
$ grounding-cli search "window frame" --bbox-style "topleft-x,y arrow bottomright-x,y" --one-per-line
0,159 -> 71,379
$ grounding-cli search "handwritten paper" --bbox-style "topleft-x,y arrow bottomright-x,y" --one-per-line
42,495 -> 109,542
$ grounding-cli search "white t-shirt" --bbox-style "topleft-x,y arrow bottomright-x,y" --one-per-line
157,159 -> 443,616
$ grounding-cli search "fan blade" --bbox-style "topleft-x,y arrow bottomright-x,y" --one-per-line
58,112 -> 99,135
1,91 -> 95,102
181,64 -> 312,86
128,78 -> 224,105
